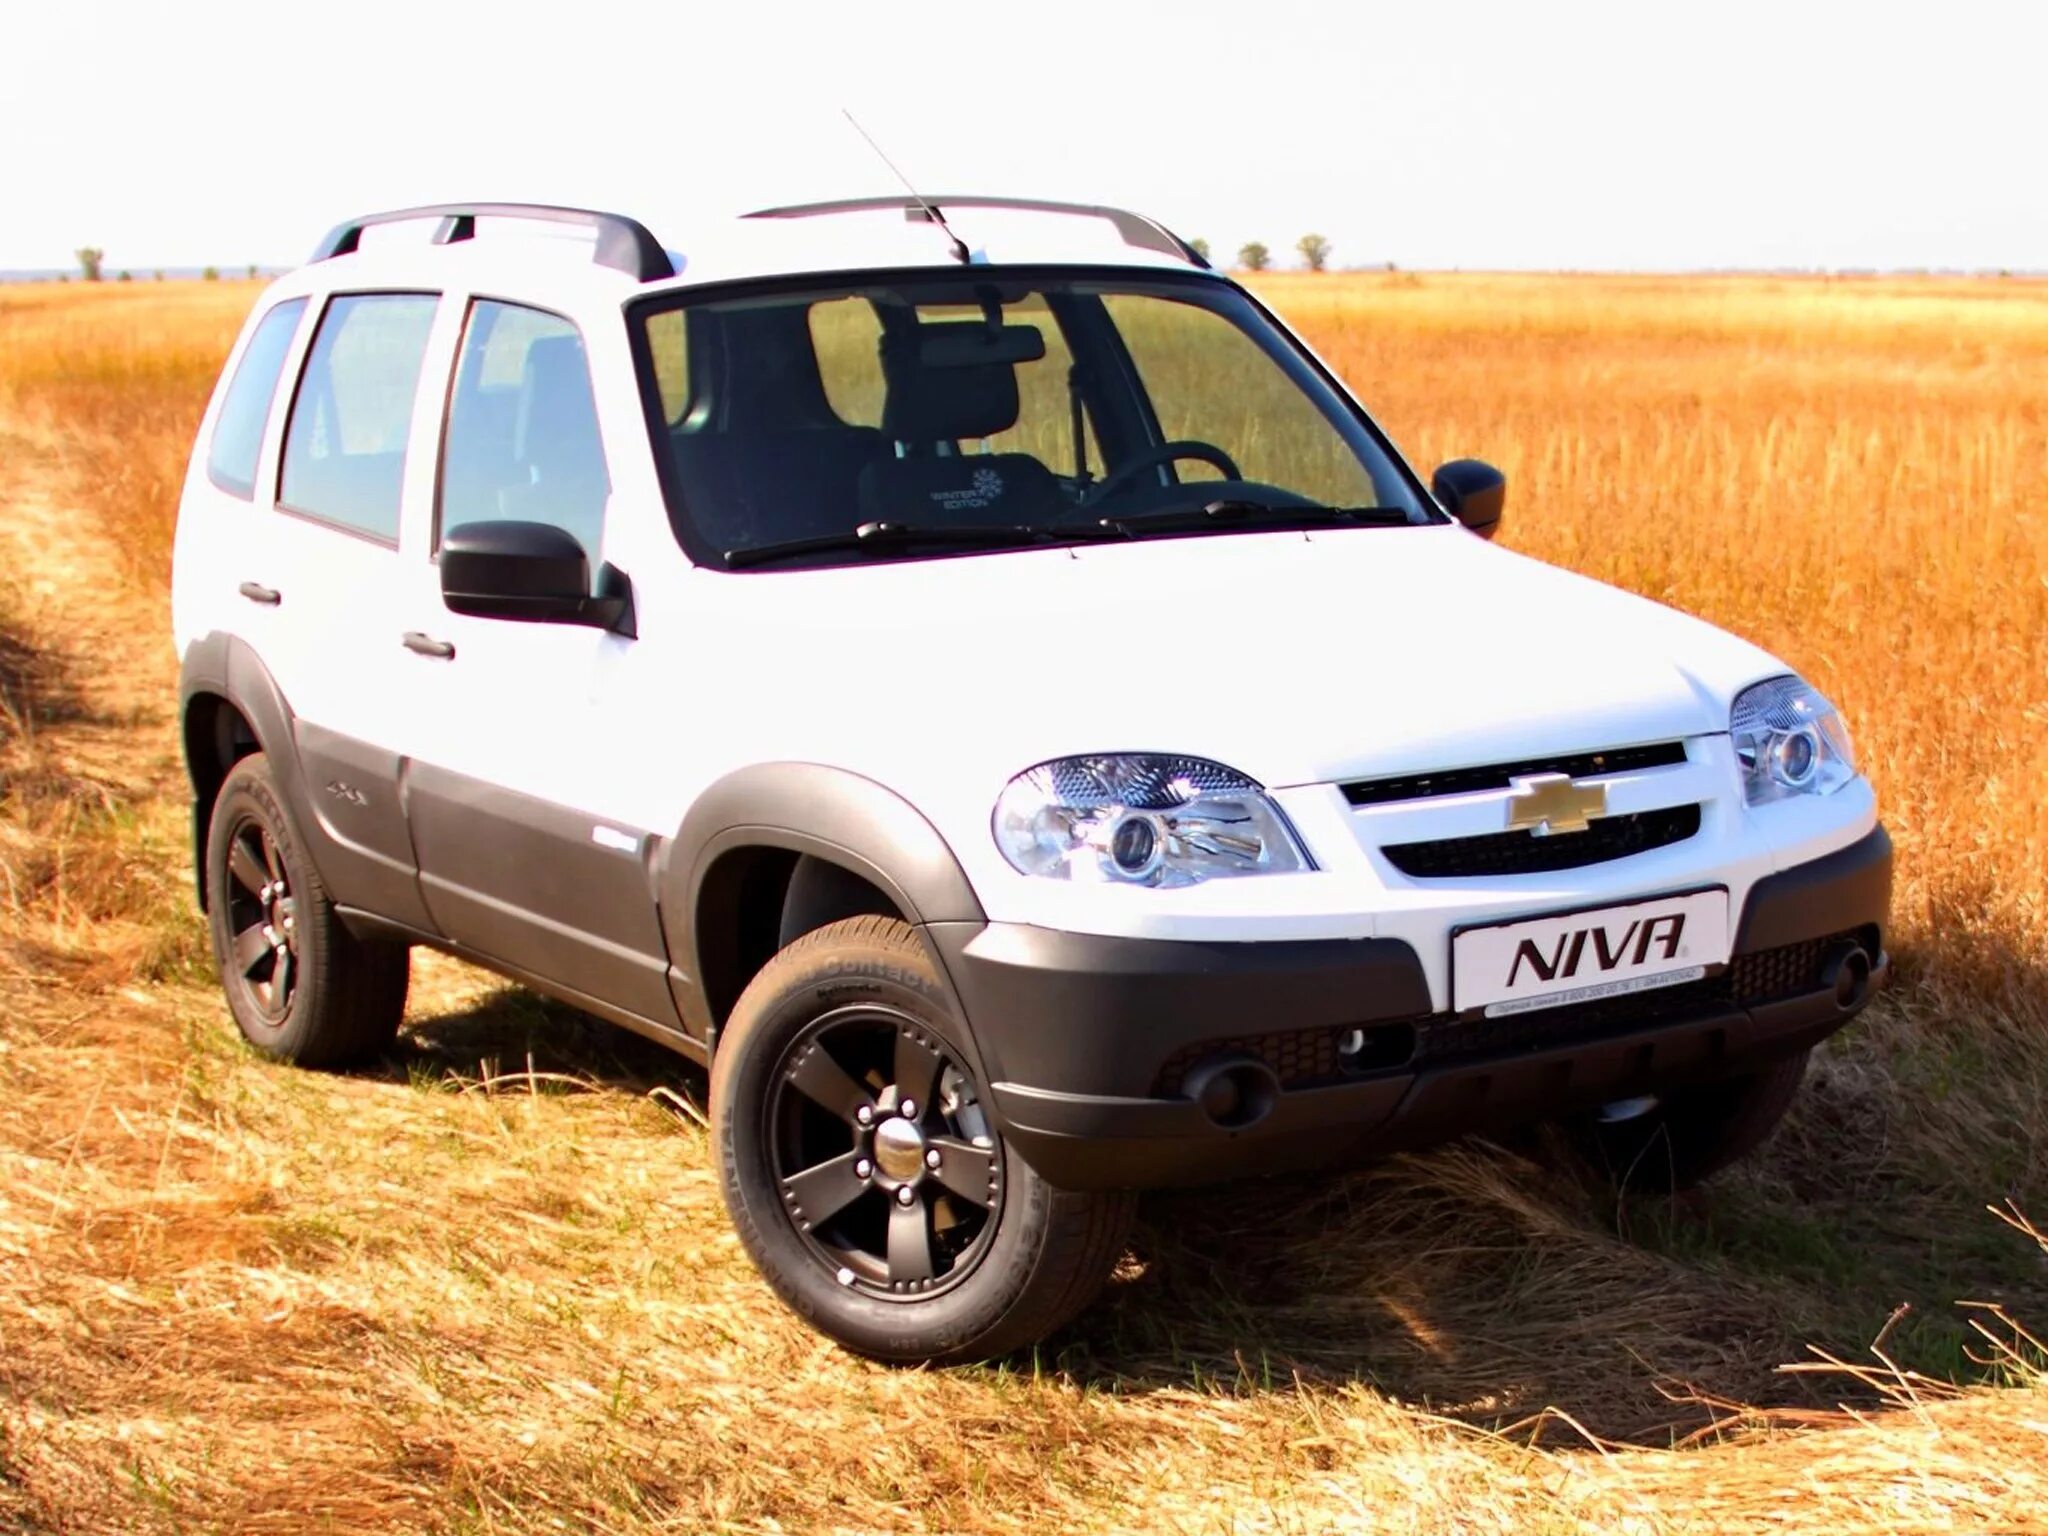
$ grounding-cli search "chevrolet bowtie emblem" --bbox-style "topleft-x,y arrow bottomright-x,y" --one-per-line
1504,773 -> 1606,837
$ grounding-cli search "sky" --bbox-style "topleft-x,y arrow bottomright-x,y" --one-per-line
4,0 -> 2043,275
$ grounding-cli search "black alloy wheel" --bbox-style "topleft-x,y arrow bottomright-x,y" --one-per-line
220,814 -> 299,1019
712,915 -> 1134,1364
771,1005 -> 1002,1298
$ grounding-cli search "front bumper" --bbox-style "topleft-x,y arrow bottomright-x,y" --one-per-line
930,825 -> 1892,1190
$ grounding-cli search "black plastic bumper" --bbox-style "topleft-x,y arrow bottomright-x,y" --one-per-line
930,825 -> 1892,1190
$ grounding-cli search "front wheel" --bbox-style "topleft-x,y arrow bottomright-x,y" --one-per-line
712,916 -> 1133,1364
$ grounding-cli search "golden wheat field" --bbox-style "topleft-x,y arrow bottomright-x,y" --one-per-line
0,270 -> 2044,1533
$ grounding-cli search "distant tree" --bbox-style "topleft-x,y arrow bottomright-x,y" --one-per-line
75,246 -> 105,282
246,263 -> 258,280
118,269 -> 133,282
57,274 -> 69,284
1189,236 -> 1210,262
1238,241 -> 1271,272
1297,233 -> 1332,272
152,269 -> 164,282
202,265 -> 220,282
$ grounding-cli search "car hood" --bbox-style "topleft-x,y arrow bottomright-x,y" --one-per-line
692,525 -> 1786,792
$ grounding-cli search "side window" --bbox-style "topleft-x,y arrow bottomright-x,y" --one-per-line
278,294 -> 438,540
206,298 -> 307,499
440,301 -> 610,576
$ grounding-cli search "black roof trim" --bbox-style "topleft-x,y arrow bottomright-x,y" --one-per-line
742,196 -> 1211,269
310,203 -> 674,281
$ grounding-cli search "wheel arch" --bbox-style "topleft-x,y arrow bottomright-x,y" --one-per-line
179,632 -> 312,911
662,763 -> 987,1045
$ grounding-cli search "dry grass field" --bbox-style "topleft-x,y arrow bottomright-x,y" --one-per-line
1,269 -> 2045,1532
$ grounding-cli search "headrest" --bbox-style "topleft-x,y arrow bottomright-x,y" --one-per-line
880,321 -> 1045,443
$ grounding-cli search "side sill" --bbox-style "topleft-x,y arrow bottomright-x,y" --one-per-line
335,905 -> 708,1067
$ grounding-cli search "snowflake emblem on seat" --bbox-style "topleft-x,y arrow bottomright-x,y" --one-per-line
971,467 -> 1004,500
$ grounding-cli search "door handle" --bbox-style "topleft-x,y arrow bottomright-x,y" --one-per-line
401,631 -> 456,660
238,581 -> 281,606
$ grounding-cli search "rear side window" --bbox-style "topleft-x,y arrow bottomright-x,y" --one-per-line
439,300 -> 610,574
279,293 -> 438,541
206,299 -> 306,498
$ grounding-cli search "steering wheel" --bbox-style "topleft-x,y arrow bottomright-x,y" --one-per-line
1077,440 -> 1243,510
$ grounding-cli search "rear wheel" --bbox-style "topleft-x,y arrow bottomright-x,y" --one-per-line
712,915 -> 1133,1364
204,753 -> 409,1067
1575,1050 -> 1810,1193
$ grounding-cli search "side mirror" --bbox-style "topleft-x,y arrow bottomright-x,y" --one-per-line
441,520 -> 634,634
1432,459 -> 1506,540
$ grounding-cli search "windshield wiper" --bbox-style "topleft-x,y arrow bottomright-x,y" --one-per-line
1098,499 -> 1416,535
725,519 -> 1119,570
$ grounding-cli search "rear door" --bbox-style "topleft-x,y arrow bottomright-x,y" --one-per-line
397,297 -> 678,1026
262,290 -> 451,931
172,295 -> 310,670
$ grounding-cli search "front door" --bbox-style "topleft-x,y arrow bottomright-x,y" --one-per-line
397,298 -> 678,1028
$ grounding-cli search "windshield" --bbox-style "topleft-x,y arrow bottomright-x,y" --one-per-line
629,269 -> 1436,570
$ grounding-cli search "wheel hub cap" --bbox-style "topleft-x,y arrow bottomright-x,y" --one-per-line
872,1114 -> 928,1182
769,1008 -> 1002,1299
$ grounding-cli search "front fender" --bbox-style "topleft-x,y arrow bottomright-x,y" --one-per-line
660,762 -> 987,1046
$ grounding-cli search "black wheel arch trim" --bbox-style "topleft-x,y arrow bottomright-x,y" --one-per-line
661,762 -> 988,1046
179,631 -> 321,912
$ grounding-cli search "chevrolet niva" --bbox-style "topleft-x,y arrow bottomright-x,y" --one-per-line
172,199 -> 1890,1362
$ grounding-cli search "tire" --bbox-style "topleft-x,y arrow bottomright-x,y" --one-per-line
1575,1049 -> 1810,1193
203,752 -> 410,1067
712,915 -> 1134,1364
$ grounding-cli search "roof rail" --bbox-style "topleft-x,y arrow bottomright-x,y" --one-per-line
309,203 -> 674,281
743,195 -> 1211,269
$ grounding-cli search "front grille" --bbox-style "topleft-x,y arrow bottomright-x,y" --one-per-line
1382,804 -> 1701,878
1341,742 -> 1688,807
1147,931 -> 1865,1096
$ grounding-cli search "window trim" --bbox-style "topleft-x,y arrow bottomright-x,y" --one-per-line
431,294 -> 601,558
205,297 -> 309,501
272,288 -> 442,549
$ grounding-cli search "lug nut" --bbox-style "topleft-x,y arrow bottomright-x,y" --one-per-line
896,1185 -> 917,1207
924,1148 -> 941,1169
898,1099 -> 916,1119
855,1105 -> 874,1126
854,1158 -> 873,1180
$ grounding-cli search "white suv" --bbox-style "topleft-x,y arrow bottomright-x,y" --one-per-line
172,199 -> 1891,1362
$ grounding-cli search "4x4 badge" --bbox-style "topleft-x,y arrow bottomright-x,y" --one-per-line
1504,773 -> 1605,837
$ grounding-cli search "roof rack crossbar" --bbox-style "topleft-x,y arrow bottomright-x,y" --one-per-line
743,196 -> 1211,269
310,203 -> 674,281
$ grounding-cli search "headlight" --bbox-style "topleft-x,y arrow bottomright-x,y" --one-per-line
1730,676 -> 1857,804
993,755 -> 1311,886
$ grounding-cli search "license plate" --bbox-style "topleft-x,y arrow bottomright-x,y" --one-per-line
1452,888 -> 1729,1017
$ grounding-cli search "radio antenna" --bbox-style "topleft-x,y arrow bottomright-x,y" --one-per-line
842,109 -> 971,265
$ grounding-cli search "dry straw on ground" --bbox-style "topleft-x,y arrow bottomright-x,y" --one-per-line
1,273 -> 2043,1532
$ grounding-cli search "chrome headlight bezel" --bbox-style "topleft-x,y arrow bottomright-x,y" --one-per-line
993,754 -> 1312,886
1730,675 -> 1857,805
